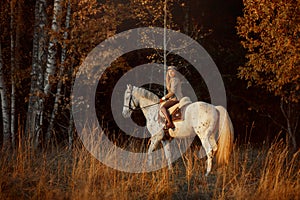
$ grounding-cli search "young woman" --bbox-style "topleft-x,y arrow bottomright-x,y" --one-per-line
160,66 -> 183,129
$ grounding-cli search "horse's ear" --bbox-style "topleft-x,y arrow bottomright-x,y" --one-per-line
127,84 -> 132,90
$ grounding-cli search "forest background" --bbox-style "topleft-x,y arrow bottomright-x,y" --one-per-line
0,0 -> 299,199
0,0 -> 299,153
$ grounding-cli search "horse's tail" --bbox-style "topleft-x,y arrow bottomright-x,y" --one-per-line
215,106 -> 234,165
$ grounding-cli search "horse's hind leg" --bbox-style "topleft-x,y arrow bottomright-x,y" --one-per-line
201,138 -> 214,176
205,150 -> 213,176
195,123 -> 218,176
209,126 -> 218,153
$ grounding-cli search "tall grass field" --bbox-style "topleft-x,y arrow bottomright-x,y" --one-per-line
0,135 -> 299,200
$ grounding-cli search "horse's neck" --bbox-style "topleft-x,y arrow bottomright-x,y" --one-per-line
138,97 -> 154,108
140,98 -> 159,121
133,87 -> 158,106
133,88 -> 159,120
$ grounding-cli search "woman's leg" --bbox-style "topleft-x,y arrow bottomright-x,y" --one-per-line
160,100 -> 179,129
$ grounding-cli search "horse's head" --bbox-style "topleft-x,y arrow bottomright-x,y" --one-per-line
122,84 -> 139,118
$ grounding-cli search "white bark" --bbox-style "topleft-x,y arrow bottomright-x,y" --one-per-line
26,0 -> 48,147
26,0 -> 39,139
44,0 -> 62,95
0,43 -> 11,149
47,0 -> 70,139
43,0 -> 62,143
37,0 -> 47,89
10,0 -> 16,148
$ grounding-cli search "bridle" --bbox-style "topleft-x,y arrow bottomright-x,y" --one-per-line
128,90 -> 138,111
123,89 -> 138,111
124,89 -> 160,111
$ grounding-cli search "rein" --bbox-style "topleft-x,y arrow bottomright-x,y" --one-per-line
124,91 -> 160,111
124,101 -> 160,111
137,102 -> 160,110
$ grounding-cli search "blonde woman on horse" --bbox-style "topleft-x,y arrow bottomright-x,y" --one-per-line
160,66 -> 183,130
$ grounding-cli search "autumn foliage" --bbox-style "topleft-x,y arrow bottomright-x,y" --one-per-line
237,0 -> 300,103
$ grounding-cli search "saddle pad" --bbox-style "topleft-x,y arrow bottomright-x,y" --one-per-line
179,97 -> 192,108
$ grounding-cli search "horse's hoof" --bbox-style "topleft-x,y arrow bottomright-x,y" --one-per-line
205,172 -> 210,177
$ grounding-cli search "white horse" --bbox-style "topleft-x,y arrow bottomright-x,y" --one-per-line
122,84 -> 234,176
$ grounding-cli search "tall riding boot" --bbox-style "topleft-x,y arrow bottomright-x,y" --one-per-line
161,107 -> 175,129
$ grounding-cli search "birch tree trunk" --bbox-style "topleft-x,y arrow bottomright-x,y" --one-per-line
10,0 -> 16,148
0,43 -> 11,150
43,0 -> 62,143
26,0 -> 48,148
26,0 -> 39,141
47,0 -> 70,139
44,0 -> 62,95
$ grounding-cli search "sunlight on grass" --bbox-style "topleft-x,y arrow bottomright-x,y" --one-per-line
0,132 -> 299,200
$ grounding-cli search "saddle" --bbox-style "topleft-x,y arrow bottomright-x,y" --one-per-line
160,97 -> 192,140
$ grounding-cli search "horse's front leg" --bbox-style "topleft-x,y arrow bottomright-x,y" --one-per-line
161,140 -> 173,170
148,131 -> 164,166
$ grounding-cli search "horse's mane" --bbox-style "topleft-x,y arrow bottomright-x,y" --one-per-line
133,86 -> 159,102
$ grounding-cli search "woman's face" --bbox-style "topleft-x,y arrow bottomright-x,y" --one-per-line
168,69 -> 176,77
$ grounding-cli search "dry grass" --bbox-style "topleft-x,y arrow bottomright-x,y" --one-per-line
0,137 -> 299,200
